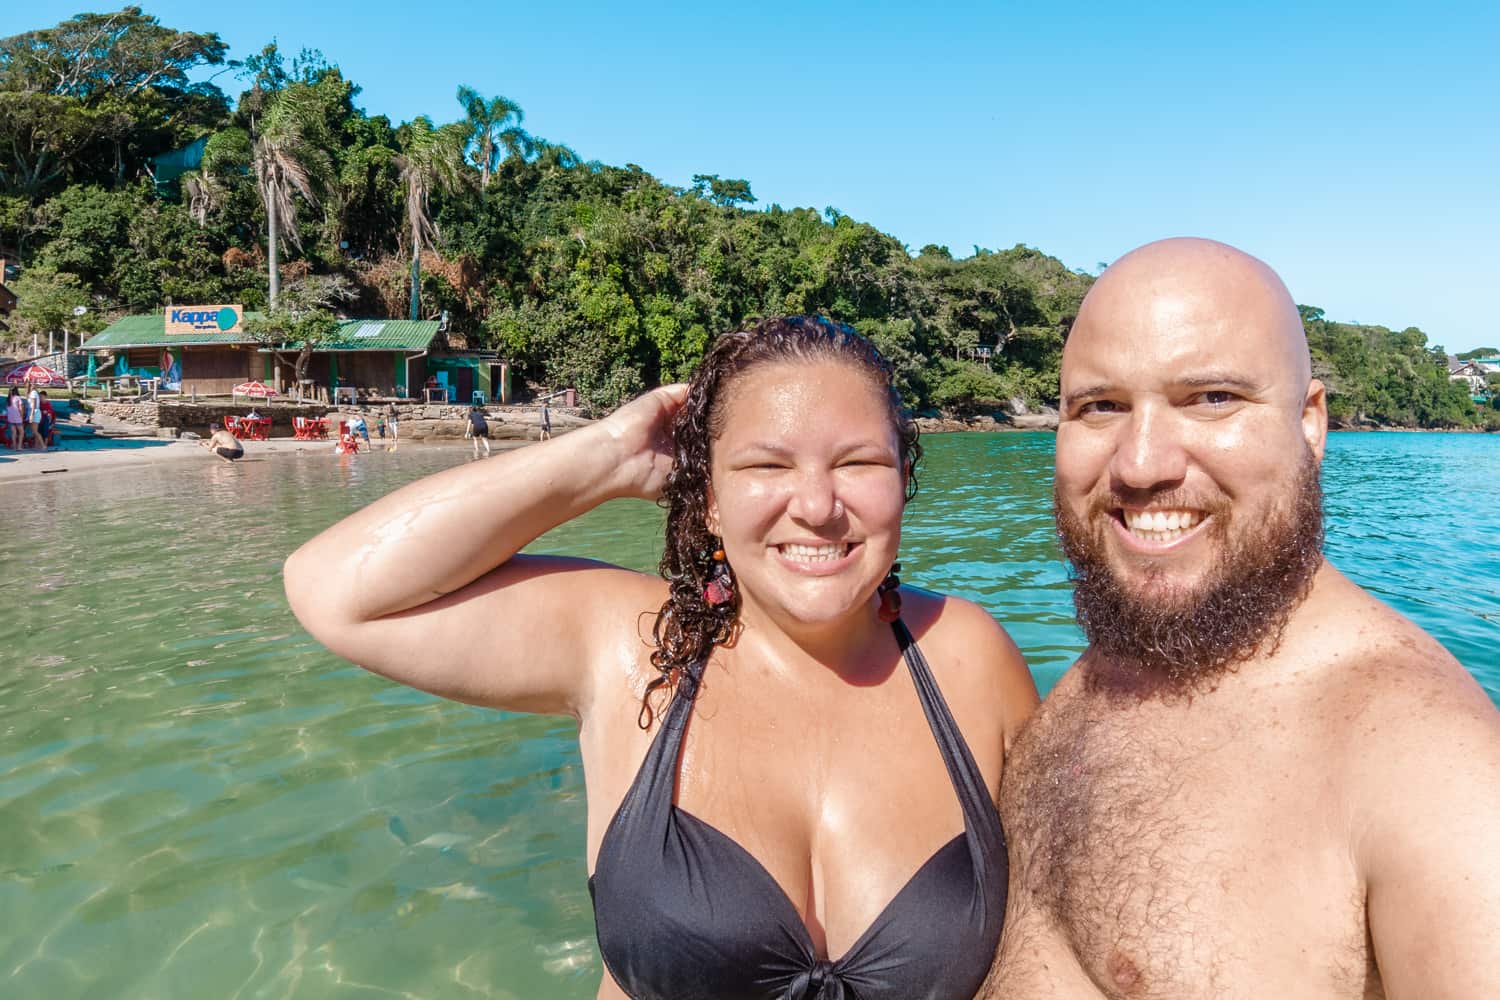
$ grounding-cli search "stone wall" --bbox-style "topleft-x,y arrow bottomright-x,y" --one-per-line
85,399 -> 591,441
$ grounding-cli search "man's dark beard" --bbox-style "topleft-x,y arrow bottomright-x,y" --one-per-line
1054,452 -> 1325,696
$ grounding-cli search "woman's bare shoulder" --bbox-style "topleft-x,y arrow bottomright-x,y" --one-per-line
899,588 -> 1040,746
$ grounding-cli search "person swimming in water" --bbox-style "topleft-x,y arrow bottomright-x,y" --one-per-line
284,316 -> 1038,998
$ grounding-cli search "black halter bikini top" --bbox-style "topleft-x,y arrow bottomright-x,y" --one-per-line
588,621 -> 1007,1000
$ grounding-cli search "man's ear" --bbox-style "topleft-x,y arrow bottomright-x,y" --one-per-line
1302,379 -> 1328,462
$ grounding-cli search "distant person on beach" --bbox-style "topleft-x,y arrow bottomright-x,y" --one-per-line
285,316 -> 1037,1000
200,426 -> 243,462
37,392 -> 57,449
982,239 -> 1500,999
465,405 -> 491,457
5,387 -> 22,449
348,413 -> 370,446
538,400 -> 551,441
26,385 -> 44,449
385,402 -> 399,450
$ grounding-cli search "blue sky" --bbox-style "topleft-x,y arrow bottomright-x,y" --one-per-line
14,1 -> 1500,351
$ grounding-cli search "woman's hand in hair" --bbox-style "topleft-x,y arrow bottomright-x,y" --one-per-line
600,384 -> 689,501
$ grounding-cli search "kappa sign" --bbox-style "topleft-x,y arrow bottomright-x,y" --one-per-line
165,304 -> 243,335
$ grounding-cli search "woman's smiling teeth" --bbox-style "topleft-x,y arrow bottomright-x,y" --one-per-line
778,542 -> 850,563
1122,508 -> 1203,543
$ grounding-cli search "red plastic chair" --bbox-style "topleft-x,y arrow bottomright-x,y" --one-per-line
224,415 -> 244,439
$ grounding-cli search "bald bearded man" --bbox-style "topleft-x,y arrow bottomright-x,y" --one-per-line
983,239 -> 1500,999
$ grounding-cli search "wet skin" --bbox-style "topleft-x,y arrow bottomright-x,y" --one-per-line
983,238 -> 1500,1000
284,359 -> 1038,1000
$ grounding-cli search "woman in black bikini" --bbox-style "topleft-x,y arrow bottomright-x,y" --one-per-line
285,316 -> 1037,998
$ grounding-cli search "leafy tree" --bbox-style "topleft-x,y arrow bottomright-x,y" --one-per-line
691,174 -> 755,208
6,266 -> 103,354
930,360 -> 1019,415
241,273 -> 352,385
0,7 -> 227,204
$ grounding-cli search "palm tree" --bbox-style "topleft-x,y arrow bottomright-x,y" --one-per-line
182,128 -> 252,228
252,88 -> 331,309
456,85 -> 530,189
182,169 -> 228,226
529,138 -> 582,179
395,116 -> 470,320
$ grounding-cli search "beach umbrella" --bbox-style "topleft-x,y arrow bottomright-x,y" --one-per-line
3,363 -> 68,387
232,380 -> 277,399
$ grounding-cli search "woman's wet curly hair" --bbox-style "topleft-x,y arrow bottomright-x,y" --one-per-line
640,315 -> 921,728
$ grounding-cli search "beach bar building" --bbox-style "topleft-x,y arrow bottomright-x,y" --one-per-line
79,309 -> 513,401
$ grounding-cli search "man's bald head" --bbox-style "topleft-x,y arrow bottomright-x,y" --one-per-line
1070,238 -> 1311,393
1053,237 -> 1328,693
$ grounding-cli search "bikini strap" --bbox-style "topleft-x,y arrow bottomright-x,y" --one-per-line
892,619 -> 1005,854
613,661 -> 705,826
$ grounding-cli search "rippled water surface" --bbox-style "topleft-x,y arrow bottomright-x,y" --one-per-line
2,432 -> 1495,998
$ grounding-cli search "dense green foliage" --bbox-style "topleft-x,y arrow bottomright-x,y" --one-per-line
1,9 -> 1490,427
1298,307 -> 1487,428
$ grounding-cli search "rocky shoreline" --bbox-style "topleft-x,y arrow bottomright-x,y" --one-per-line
912,411 -> 1494,435
915,412 -> 1058,433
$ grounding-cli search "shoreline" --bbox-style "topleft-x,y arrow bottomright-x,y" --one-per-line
0,435 -> 530,487
913,419 -> 1496,435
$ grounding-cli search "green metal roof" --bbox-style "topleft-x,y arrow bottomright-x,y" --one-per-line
316,319 -> 443,352
82,314 -> 441,352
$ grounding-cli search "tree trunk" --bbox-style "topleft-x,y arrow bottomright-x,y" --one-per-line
268,191 -> 281,310
409,230 -> 421,321
294,343 -> 313,384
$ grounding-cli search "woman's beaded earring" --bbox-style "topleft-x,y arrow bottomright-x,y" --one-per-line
704,544 -> 736,607
877,562 -> 902,623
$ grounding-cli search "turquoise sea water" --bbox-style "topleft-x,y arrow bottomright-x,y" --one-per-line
1,432 -> 1496,998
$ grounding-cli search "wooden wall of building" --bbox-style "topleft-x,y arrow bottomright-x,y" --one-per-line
181,345 -> 255,396
336,352 -> 400,395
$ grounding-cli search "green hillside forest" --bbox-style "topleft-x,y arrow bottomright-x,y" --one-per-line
2,9 -> 1492,427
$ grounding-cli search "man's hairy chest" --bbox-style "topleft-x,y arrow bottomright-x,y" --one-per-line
994,689 -> 1376,998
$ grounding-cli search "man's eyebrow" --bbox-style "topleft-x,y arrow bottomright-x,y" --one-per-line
1061,383 -> 1114,408
1173,373 -> 1265,393
1062,373 -> 1265,408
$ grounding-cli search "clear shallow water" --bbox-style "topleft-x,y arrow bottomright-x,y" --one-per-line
1,432 -> 1495,998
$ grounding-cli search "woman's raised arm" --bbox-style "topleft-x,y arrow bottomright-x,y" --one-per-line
283,385 -> 687,717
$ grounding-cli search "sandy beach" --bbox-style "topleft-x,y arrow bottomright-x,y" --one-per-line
0,434 -> 527,487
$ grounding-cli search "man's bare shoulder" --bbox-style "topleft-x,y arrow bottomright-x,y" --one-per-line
1311,576 -> 1496,745
1302,577 -> 1500,995
1298,574 -> 1499,832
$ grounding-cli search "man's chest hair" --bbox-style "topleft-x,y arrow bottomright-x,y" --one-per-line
1003,694 -> 1231,945
1000,687 -> 1374,996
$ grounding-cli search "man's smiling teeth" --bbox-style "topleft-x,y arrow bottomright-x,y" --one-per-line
779,543 -> 849,563
1122,508 -> 1203,543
